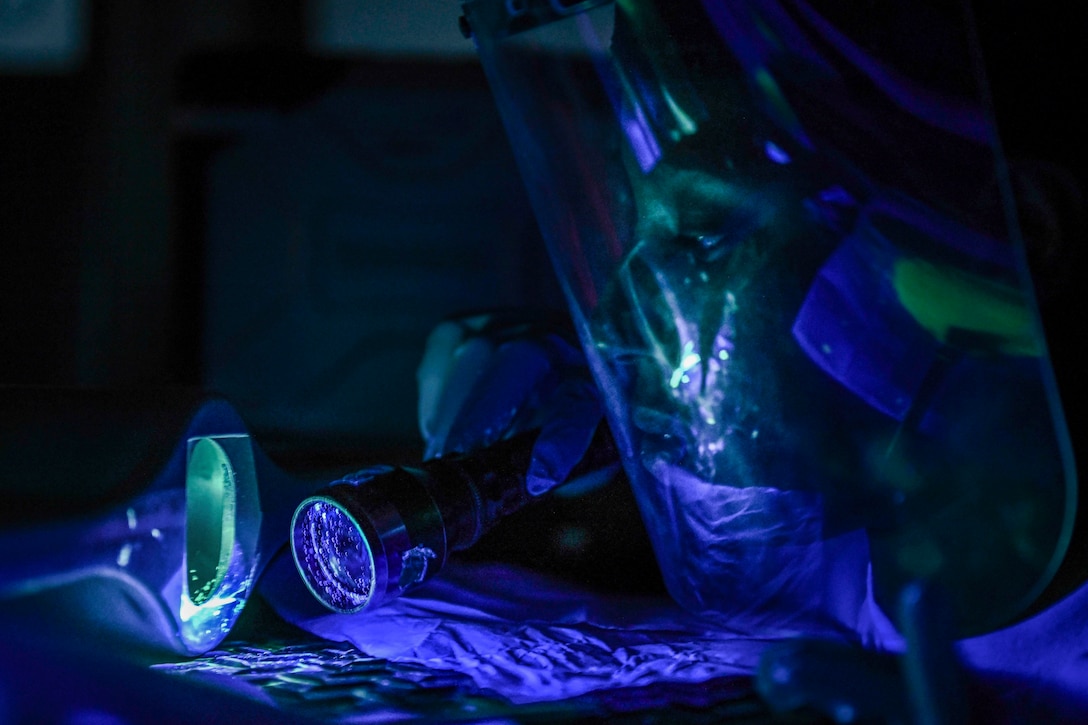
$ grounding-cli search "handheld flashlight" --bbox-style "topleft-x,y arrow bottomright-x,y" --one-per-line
291,425 -> 618,614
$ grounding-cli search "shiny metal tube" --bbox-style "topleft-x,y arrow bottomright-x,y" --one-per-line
292,426 -> 617,614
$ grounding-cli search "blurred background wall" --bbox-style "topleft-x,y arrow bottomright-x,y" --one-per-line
0,0 -> 563,460
1,0 -> 1084,460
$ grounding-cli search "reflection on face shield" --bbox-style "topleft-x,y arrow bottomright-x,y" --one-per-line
462,0 -> 1076,638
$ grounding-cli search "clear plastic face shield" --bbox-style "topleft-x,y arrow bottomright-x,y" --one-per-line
461,0 -> 1076,637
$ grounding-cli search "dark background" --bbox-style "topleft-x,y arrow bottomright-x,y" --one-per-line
0,0 -> 563,460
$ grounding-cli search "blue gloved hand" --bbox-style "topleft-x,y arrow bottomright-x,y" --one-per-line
416,310 -> 606,496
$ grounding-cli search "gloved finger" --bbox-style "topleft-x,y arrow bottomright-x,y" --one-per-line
419,333 -> 498,460
525,376 -> 605,496
442,338 -> 555,456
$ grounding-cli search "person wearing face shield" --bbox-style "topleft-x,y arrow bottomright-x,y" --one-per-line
412,0 -> 1087,720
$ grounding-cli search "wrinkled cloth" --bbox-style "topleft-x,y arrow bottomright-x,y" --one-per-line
263,550 -> 1088,715
264,554 -> 774,704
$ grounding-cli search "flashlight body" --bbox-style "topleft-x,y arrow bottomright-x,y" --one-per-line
294,424 -> 618,613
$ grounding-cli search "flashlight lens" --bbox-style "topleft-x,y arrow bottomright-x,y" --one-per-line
292,498 -> 375,613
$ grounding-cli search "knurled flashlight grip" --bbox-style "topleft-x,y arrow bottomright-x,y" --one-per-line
291,425 -> 617,614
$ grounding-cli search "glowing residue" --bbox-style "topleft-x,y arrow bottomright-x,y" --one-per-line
670,341 -> 702,389
614,238 -> 747,481
179,540 -> 252,654
117,543 -> 132,567
663,87 -> 699,140
180,590 -> 238,625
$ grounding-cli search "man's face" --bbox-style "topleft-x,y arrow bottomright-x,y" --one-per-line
595,152 -> 849,489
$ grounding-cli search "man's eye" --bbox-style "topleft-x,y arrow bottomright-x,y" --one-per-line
673,232 -> 726,257
694,233 -> 727,250
677,220 -> 748,261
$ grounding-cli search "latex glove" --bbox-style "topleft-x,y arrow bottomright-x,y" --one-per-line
416,310 -> 605,496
